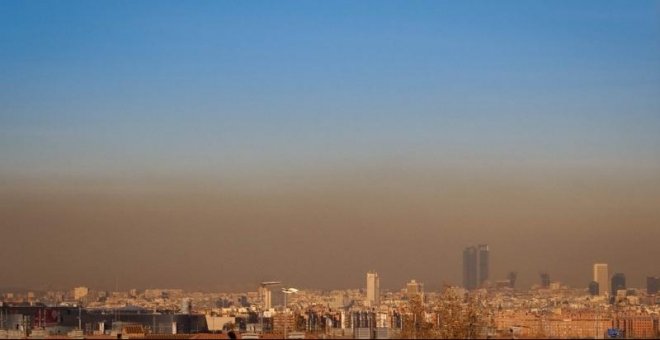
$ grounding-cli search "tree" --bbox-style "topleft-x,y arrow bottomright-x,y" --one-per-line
400,293 -> 434,339
432,287 -> 493,339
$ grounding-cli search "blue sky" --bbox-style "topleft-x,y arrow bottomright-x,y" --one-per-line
1,0 -> 659,179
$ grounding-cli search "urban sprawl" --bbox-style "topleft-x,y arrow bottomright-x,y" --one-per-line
1,245 -> 659,339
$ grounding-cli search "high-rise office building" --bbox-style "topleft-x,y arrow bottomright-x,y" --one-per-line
540,272 -> 551,288
647,276 -> 659,295
588,281 -> 599,296
611,273 -> 626,297
507,272 -> 517,289
259,286 -> 274,310
366,271 -> 380,307
593,263 -> 609,297
463,247 -> 478,290
478,244 -> 489,286
264,289 -> 272,310
463,244 -> 490,290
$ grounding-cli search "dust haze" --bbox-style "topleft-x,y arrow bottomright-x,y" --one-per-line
2,164 -> 659,292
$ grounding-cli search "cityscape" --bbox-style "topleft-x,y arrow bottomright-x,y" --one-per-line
2,245 -> 659,338
2,0 -> 660,339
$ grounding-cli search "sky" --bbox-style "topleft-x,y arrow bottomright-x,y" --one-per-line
1,0 -> 659,292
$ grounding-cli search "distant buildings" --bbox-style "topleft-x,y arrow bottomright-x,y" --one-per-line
366,271 -> 380,307
647,276 -> 659,295
272,313 -> 296,335
405,280 -> 424,300
539,273 -> 551,289
612,313 -> 657,338
593,263 -> 609,297
258,282 -> 282,310
611,273 -> 626,298
73,286 -> 88,301
588,281 -> 599,296
495,310 -> 613,339
463,244 -> 489,290
463,247 -> 477,290
507,272 -> 517,289
263,289 -> 272,310
478,244 -> 489,286
4,275 -> 660,339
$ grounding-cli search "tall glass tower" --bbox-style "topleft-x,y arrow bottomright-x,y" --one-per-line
463,244 -> 489,290
611,273 -> 626,297
463,246 -> 478,290
478,244 -> 490,286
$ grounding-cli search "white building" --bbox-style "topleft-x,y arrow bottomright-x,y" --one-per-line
593,263 -> 609,296
366,271 -> 380,307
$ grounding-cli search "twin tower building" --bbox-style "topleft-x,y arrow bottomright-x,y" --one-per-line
463,244 -> 490,290
364,244 -> 490,304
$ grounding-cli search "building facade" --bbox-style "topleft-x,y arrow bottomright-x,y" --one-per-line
463,247 -> 478,290
611,273 -> 626,298
73,287 -> 88,301
478,244 -> 489,286
593,263 -> 609,297
405,280 -> 424,301
463,244 -> 490,290
647,276 -> 659,295
366,271 -> 380,307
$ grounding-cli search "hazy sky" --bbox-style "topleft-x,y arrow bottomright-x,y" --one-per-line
1,1 -> 659,292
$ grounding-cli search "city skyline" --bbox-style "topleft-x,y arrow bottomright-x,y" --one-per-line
2,264 -> 658,298
1,1 -> 659,292
2,274 -> 659,339
1,259 -> 656,295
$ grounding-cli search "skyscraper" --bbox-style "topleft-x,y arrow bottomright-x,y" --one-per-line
647,276 -> 659,295
366,271 -> 380,307
478,244 -> 490,286
593,263 -> 609,297
589,281 -> 599,296
463,244 -> 490,290
263,289 -> 272,310
463,246 -> 478,290
540,272 -> 551,288
611,273 -> 626,297
507,271 -> 517,289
